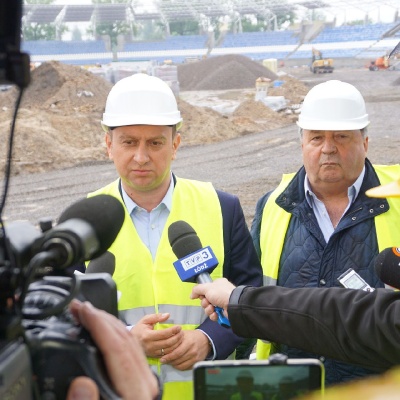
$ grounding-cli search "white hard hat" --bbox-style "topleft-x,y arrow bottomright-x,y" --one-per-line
297,80 -> 369,130
101,73 -> 182,130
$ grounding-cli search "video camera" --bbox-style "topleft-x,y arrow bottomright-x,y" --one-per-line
0,2 -> 122,399
1,214 -> 121,399
0,1 -> 30,88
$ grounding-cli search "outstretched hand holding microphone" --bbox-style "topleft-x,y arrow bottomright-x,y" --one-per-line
190,278 -> 236,321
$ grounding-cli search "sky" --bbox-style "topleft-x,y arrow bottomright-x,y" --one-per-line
53,1 -> 398,26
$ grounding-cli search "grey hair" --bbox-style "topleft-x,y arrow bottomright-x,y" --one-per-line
299,127 -> 368,140
105,124 -> 177,138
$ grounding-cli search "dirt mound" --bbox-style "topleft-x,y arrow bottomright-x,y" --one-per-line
178,54 -> 278,90
0,59 -> 304,176
178,98 -> 243,145
233,99 -> 292,131
0,61 -> 111,175
268,74 -> 309,104
0,61 -> 113,114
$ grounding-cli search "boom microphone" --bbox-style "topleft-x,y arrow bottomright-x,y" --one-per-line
374,247 -> 400,289
34,195 -> 124,269
168,220 -> 230,328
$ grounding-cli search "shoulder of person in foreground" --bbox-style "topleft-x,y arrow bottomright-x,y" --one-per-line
229,285 -> 400,371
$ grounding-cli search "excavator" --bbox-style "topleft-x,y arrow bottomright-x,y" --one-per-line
310,47 -> 334,73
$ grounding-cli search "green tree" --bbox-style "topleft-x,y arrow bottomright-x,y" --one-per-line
305,9 -> 326,22
276,10 -> 296,29
71,26 -> 83,41
169,20 -> 200,36
23,23 -> 56,40
89,0 -> 135,60
346,18 -> 373,26
23,0 -> 68,40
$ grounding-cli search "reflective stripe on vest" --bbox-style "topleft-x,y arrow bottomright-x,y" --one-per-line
89,177 -> 225,400
120,304 -> 206,326
256,164 -> 400,360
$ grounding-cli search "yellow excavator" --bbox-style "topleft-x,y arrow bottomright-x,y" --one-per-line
310,47 -> 334,74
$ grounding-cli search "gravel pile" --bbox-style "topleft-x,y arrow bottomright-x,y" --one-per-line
178,54 -> 279,91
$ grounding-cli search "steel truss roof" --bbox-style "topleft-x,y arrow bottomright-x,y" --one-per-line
22,1 -> 399,25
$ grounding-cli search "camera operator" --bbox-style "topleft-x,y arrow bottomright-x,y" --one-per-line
66,300 -> 160,400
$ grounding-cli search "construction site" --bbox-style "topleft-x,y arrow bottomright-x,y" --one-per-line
1,0 -> 400,225
1,54 -> 399,226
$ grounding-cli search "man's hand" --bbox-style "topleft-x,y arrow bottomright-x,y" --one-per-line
67,300 -> 159,400
131,313 -> 184,358
159,330 -> 210,370
190,278 -> 236,321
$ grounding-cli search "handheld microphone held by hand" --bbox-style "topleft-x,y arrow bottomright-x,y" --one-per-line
168,220 -> 230,328
374,247 -> 400,289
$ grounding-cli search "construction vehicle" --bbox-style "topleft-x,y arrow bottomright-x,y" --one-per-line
368,55 -> 390,71
310,48 -> 334,74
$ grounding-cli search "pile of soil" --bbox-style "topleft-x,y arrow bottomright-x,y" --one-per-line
0,61 -> 112,175
178,54 -> 279,90
232,99 -> 292,132
0,58 -> 306,175
177,99 -> 243,144
268,74 -> 309,104
0,61 -> 113,113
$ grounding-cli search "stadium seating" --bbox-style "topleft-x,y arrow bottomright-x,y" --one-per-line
22,22 -> 400,65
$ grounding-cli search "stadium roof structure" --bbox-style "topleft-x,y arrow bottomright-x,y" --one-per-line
22,1 -> 399,25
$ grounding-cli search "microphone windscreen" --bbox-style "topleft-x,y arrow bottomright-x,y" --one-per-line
168,220 -> 202,258
374,247 -> 400,289
58,195 -> 125,259
86,251 -> 115,275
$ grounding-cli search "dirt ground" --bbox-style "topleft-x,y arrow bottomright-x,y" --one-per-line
1,62 -> 400,228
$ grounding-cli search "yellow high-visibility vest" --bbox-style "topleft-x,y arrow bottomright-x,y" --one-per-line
257,164 -> 400,360
89,177 -> 225,400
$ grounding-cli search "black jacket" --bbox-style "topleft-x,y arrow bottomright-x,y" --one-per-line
228,285 -> 400,372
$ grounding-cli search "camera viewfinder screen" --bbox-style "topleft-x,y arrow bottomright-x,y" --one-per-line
194,363 -> 323,400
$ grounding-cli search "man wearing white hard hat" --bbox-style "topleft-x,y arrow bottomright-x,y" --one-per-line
250,80 -> 400,386
231,370 -> 263,400
189,177 -> 400,398
86,73 -> 263,400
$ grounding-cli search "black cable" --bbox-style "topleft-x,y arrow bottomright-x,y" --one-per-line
0,87 -> 25,312
0,87 -> 24,215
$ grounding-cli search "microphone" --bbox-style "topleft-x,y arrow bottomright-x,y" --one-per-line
168,220 -> 230,328
34,195 -> 125,269
374,247 -> 400,289
86,251 -> 115,275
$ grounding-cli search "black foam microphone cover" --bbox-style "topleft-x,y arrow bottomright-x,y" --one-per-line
86,251 -> 115,275
375,247 -> 400,289
168,220 -> 203,258
58,195 -> 125,259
